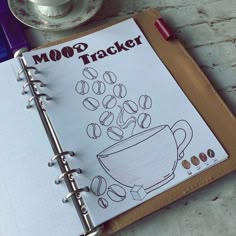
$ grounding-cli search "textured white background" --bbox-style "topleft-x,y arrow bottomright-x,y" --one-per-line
25,1 -> 236,235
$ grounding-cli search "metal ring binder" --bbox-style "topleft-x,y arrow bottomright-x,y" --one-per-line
55,168 -> 82,184
17,57 -> 99,235
26,93 -> 52,109
62,187 -> 90,203
22,80 -> 46,95
17,66 -> 39,81
48,151 -> 75,167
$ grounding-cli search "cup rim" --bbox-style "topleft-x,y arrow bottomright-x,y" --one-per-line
28,0 -> 71,6
97,125 -> 167,157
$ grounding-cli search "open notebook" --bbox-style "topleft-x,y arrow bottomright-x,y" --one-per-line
0,12 -> 230,236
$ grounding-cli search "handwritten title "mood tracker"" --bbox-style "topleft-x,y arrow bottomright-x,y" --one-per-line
32,35 -> 143,66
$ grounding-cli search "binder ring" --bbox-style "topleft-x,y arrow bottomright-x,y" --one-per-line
55,168 -> 82,185
26,93 -> 52,109
48,151 -> 75,167
62,187 -> 90,203
17,66 -> 39,81
22,80 -> 46,95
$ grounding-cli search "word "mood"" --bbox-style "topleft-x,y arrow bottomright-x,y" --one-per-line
31,35 -> 143,65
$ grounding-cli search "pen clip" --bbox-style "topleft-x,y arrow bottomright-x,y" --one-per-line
154,18 -> 175,41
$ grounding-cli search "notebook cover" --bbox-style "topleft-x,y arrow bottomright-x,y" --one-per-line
37,8 -> 236,235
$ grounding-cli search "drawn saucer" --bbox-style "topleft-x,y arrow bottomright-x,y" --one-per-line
8,0 -> 103,31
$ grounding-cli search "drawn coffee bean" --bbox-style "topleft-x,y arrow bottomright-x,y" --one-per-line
75,80 -> 90,95
99,111 -> 114,126
102,95 -> 117,109
92,80 -> 106,95
98,198 -> 109,209
113,83 -> 127,99
49,49 -> 61,61
207,149 -> 217,162
199,152 -> 207,162
182,160 -> 191,169
61,46 -> 74,58
86,123 -> 101,139
199,152 -> 209,166
191,156 -> 201,170
107,126 -> 124,141
83,67 -> 98,80
90,176 -> 107,196
190,156 -> 200,166
83,97 -> 99,111
139,95 -> 152,110
137,113 -> 151,129
107,184 -> 126,202
207,149 -> 215,158
103,71 -> 117,85
123,100 -> 138,114
182,160 -> 192,175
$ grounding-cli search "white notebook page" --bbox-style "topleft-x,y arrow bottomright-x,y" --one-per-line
23,19 -> 228,227
0,59 -> 84,236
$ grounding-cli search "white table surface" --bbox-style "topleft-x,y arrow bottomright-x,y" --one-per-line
24,1 -> 236,235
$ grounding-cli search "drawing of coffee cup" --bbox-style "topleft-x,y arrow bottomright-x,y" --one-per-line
97,120 -> 193,193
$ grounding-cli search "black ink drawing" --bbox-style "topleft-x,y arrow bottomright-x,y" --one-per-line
77,69 -> 196,204
76,69 -> 154,144
116,105 -> 136,136
87,123 -> 102,139
107,126 -> 124,141
99,111 -> 114,127
97,120 -> 193,200
181,160 -> 192,175
139,95 -> 152,110
137,113 -> 151,129
130,185 -> 147,201
190,156 -> 201,170
103,71 -> 117,85
92,80 -> 106,95
107,184 -> 126,202
113,83 -> 127,99
102,95 -> 117,109
83,97 -> 100,111
90,175 -> 107,196
123,100 -> 138,114
98,198 -> 109,209
75,80 -> 90,95
82,67 -> 98,80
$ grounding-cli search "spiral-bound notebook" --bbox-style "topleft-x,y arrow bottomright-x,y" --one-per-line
0,9 -> 235,236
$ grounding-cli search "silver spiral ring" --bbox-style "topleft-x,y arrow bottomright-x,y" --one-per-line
48,151 -> 75,167
26,93 -> 52,109
22,80 -> 46,95
62,187 -> 90,203
55,168 -> 82,185
17,66 -> 39,81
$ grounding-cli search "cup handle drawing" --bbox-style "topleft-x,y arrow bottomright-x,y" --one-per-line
171,120 -> 193,160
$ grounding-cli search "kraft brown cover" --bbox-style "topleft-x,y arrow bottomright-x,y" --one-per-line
41,8 -> 236,235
